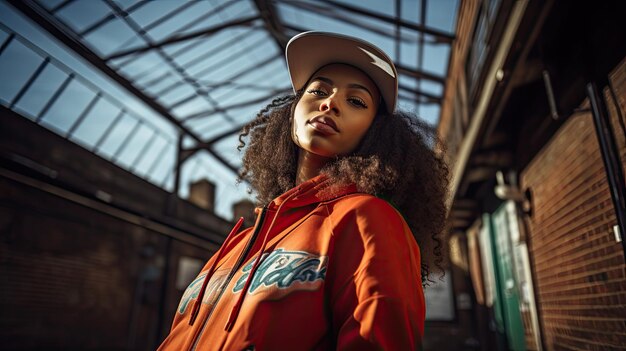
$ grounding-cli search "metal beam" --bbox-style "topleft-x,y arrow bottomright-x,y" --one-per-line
398,93 -> 438,105
50,0 -> 75,13
170,0 -> 242,37
177,26 -> 261,70
111,0 -> 244,66
396,62 -> 446,84
205,123 -> 248,145
253,0 -> 289,51
399,83 -> 441,102
395,0 -> 401,61
103,0 -> 237,123
280,1 -> 417,43
104,15 -> 261,60
183,87 -> 292,122
417,0 -> 427,91
317,0 -> 455,43
79,0 -> 151,36
212,52 -> 282,89
7,0 -> 238,175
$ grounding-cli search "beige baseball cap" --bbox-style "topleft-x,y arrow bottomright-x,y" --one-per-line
285,31 -> 398,113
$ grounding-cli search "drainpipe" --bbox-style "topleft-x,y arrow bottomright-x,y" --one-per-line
587,82 -> 626,261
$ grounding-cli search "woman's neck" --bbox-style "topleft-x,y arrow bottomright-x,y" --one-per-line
295,150 -> 331,185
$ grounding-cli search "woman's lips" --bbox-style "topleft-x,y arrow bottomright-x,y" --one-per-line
308,115 -> 339,135
308,120 -> 338,135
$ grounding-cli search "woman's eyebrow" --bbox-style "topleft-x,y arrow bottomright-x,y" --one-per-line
311,76 -> 374,99
312,76 -> 333,85
347,83 -> 373,99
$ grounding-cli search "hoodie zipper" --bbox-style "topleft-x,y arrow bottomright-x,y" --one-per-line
189,208 -> 267,351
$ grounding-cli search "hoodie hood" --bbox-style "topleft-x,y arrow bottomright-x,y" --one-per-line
268,174 -> 359,210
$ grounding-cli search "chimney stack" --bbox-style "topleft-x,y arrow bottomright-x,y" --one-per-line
232,199 -> 255,227
188,179 -> 215,211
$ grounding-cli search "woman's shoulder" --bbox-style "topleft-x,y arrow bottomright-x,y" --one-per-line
323,193 -> 417,254
324,193 -> 406,227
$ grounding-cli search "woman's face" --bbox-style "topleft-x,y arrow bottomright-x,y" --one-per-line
292,64 -> 380,159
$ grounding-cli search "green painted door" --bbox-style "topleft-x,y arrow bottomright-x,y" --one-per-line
490,203 -> 527,351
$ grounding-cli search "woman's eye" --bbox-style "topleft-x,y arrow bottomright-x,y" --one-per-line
306,89 -> 327,96
349,97 -> 368,108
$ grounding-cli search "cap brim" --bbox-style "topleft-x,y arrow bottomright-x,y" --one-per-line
286,31 -> 398,113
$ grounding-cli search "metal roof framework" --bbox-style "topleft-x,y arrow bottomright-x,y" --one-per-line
1,0 -> 457,215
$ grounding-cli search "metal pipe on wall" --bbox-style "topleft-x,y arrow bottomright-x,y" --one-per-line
587,82 -> 626,260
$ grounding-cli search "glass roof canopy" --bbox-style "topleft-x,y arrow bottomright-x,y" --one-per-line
0,0 -> 458,219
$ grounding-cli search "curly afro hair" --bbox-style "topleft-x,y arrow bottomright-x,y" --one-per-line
237,91 -> 449,285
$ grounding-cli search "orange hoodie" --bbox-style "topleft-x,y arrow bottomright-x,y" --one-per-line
158,175 -> 425,351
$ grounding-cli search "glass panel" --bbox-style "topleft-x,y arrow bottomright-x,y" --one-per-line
399,74 -> 419,89
222,0 -> 259,19
157,83 -> 195,106
171,96 -> 212,118
216,84 -> 279,109
39,79 -> 97,135
166,5 -> 225,38
215,55 -> 285,89
401,0 -> 423,24
418,104 -> 440,126
178,156 -> 202,198
12,63 -> 67,120
115,123 -> 155,169
84,17 -> 138,57
0,29 -> 8,43
70,98 -> 121,148
126,0 -> 183,28
173,26 -> 262,71
141,72 -> 180,96
56,0 -> 111,32
400,30 -> 419,69
278,2 -> 396,54
154,34 -> 202,58
114,0 -> 138,11
276,1 -> 299,23
423,43 -> 450,76
227,105 -> 262,125
134,135 -> 170,177
162,172 -> 175,192
36,0 -> 67,11
0,40 -> 42,104
146,2 -> 213,42
184,112 -> 221,132
150,143 -> 175,186
426,0 -> 459,32
193,115 -> 238,138
398,96 -> 418,111
96,115 -> 139,159
186,31 -> 269,78
334,0 -> 395,16
116,51 -> 166,78
420,80 -> 443,96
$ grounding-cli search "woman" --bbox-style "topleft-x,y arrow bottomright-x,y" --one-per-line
159,31 -> 448,351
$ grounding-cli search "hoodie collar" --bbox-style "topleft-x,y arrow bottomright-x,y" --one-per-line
268,174 -> 358,210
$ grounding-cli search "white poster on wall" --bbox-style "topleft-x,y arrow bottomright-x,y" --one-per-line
175,256 -> 204,290
424,270 -> 455,321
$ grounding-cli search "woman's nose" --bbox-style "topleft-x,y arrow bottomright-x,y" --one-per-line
319,95 -> 340,115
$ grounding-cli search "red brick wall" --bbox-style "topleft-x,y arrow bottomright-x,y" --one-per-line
520,59 -> 626,350
0,174 -> 216,350
521,309 -> 537,350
